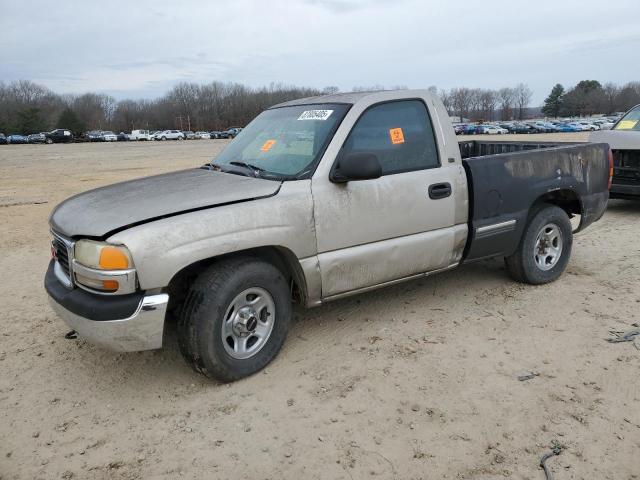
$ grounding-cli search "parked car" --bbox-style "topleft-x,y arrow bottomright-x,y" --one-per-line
7,134 -> 29,144
195,131 -> 211,139
452,124 -> 465,135
45,129 -> 73,144
45,89 -> 610,381
590,103 -> 640,198
566,122 -> 590,132
182,131 -> 196,140
593,119 -> 614,130
509,123 -> 536,134
552,122 -> 581,132
84,130 -> 102,142
153,130 -> 185,141
28,133 -> 46,143
477,125 -> 508,135
100,131 -> 118,142
220,127 -> 242,138
129,129 -> 152,141
0,133 -> 6,145
577,121 -> 600,131
117,132 -> 130,141
526,123 -> 548,133
532,121 -> 559,133
461,124 -> 478,135
209,131 -> 222,139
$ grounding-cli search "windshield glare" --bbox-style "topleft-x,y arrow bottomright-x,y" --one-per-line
614,105 -> 640,131
212,103 -> 350,179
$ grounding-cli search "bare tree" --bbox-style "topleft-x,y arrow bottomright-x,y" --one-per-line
478,89 -> 498,121
439,89 -> 452,115
514,83 -> 533,120
498,87 -> 516,120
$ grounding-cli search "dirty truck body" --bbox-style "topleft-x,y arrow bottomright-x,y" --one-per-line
45,90 -> 610,381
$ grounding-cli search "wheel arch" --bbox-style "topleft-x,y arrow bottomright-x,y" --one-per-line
165,246 -> 309,318
529,189 -> 582,224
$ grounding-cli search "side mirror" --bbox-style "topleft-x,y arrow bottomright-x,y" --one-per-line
330,152 -> 382,183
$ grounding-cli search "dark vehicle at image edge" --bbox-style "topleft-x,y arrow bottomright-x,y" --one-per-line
44,89 -> 611,382
591,104 -> 640,198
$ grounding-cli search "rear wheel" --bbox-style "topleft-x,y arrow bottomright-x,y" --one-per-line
178,257 -> 292,382
505,205 -> 572,285
45,138 -> 53,144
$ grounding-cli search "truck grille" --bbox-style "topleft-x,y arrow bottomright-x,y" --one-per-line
51,232 -> 74,287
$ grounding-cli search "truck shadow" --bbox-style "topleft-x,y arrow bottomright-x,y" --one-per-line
70,256 -> 510,389
606,198 -> 640,215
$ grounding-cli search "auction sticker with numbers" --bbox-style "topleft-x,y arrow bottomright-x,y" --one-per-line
389,127 -> 405,144
297,110 -> 333,120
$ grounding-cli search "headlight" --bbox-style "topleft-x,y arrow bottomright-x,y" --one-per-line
75,240 -> 133,270
73,240 -> 135,293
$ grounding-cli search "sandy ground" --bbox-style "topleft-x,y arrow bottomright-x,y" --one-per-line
0,135 -> 638,480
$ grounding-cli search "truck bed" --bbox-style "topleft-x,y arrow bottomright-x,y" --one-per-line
459,141 -> 610,262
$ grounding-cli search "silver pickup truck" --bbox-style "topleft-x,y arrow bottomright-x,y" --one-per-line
45,90 -> 611,381
590,104 -> 640,198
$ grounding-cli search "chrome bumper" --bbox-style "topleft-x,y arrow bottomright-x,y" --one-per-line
48,293 -> 169,352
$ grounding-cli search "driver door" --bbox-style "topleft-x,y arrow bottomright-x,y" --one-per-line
311,99 -> 460,298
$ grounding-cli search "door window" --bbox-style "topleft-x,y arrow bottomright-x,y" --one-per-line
340,100 -> 439,175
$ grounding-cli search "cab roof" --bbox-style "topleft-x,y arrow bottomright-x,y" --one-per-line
271,89 -> 434,109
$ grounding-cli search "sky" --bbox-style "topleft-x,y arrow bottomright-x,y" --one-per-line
2,0 -> 640,105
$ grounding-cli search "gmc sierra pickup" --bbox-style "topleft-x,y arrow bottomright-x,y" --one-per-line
45,90 -> 611,381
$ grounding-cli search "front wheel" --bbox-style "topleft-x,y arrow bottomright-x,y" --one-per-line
505,205 -> 573,285
178,257 -> 292,382
45,138 -> 53,144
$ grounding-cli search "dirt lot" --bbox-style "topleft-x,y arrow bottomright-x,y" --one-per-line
1,135 -> 638,480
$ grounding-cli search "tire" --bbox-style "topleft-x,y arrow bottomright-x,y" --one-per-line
161,136 -> 167,141
178,257 -> 292,382
505,205 -> 572,285
45,138 -> 53,144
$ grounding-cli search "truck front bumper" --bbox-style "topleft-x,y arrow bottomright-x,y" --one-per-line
45,261 -> 168,352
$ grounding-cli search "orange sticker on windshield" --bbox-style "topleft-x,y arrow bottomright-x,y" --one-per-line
260,139 -> 276,152
389,127 -> 405,144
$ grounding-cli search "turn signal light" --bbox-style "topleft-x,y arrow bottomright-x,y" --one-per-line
608,148 -> 614,190
99,247 -> 130,270
102,280 -> 119,291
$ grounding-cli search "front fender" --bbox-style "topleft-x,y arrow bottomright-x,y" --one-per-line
108,181 -> 317,290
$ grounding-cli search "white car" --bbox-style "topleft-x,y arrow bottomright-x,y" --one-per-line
481,125 -> 508,135
195,131 -> 211,139
578,121 -> 600,131
129,129 -> 153,141
101,131 -> 118,142
153,130 -> 185,141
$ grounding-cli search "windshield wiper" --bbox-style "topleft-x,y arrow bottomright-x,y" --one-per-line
229,161 -> 266,175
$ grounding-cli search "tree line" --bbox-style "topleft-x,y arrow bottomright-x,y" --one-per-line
436,83 -> 534,122
2,79 -> 639,136
541,80 -> 640,117
0,80 -> 335,135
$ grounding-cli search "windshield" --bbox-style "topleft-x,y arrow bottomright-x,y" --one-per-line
211,103 -> 350,179
614,105 -> 640,131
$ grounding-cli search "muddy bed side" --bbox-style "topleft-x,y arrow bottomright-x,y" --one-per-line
460,142 -> 610,263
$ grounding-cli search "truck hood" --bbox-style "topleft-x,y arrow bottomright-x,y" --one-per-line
50,168 -> 281,238
590,129 -> 640,149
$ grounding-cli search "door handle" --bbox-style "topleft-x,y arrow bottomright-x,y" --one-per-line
428,182 -> 452,200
